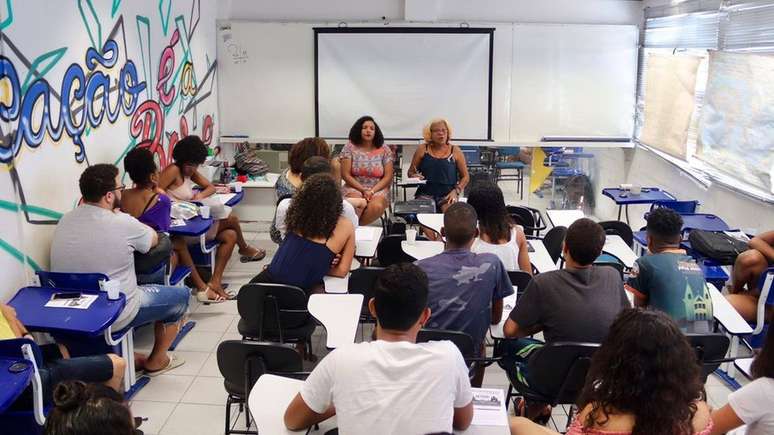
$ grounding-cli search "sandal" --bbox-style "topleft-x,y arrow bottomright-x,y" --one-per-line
240,247 -> 266,263
195,287 -> 226,304
145,353 -> 185,377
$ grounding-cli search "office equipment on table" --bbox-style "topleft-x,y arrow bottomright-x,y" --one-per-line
308,294 -> 363,349
602,187 -> 676,222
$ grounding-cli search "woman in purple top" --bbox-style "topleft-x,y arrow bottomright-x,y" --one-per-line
122,147 -> 225,303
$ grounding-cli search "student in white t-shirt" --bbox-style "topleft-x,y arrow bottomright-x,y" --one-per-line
284,263 -> 474,434
710,327 -> 774,435
273,156 -> 359,243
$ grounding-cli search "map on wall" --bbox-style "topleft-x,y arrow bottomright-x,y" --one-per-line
698,51 -> 774,195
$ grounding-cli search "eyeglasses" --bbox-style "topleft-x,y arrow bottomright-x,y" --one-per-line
112,185 -> 126,192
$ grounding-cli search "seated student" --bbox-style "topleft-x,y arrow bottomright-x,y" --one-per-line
710,325 -> 774,435
122,147 -> 225,302
503,218 -> 629,419
1,304 -> 125,402
274,156 -> 358,242
44,381 -> 136,435
252,173 -> 354,293
727,230 -> 774,322
51,164 -> 189,375
509,309 -> 714,435
626,207 -> 713,332
467,180 -> 532,273
159,135 -> 265,297
414,202 -> 513,387
284,263 -> 474,434
340,116 -> 394,225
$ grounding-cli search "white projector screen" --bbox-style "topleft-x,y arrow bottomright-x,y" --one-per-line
315,28 -> 494,140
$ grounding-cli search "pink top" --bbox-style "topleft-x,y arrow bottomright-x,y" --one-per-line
566,417 -> 714,435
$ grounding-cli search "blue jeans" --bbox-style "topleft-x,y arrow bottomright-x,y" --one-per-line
124,285 -> 190,329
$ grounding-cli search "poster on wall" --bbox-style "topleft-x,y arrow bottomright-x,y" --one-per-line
698,51 -> 774,195
0,0 -> 219,292
639,53 -> 701,159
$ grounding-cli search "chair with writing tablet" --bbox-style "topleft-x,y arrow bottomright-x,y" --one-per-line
416,329 -> 500,384
0,338 -> 48,434
686,333 -> 731,384
745,267 -> 774,349
541,226 -> 567,266
598,220 -> 634,248
507,206 -> 548,238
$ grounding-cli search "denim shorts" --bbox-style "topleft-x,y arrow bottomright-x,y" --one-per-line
124,285 -> 190,329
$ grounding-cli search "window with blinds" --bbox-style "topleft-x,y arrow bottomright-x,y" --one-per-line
637,0 -> 774,201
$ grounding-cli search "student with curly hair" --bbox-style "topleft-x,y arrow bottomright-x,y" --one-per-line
44,381 -> 136,435
509,308 -> 714,435
710,326 -> 774,434
275,137 -> 340,199
625,207 -> 713,332
252,173 -> 355,293
159,135 -> 265,299
340,116 -> 394,225
467,181 -> 531,273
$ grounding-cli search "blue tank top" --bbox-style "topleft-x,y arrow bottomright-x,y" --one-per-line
268,232 -> 336,290
416,145 -> 459,198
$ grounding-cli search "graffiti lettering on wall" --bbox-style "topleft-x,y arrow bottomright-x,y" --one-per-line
0,0 -> 218,275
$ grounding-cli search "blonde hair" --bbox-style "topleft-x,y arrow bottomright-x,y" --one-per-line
422,118 -> 452,144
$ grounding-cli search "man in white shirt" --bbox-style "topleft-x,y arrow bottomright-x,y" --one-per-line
273,156 -> 358,242
51,164 -> 189,376
284,263 -> 474,434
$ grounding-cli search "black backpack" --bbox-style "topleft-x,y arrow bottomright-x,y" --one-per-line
688,230 -> 748,265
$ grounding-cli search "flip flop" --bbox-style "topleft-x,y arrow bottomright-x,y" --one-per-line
195,287 -> 226,304
145,353 -> 185,377
240,248 -> 266,263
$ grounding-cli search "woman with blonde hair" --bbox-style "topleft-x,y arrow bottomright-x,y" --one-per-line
408,118 -> 469,213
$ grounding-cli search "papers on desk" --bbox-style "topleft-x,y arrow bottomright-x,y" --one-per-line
355,227 -> 378,241
213,193 -> 236,205
45,294 -> 98,310
471,388 -> 508,427
170,218 -> 186,227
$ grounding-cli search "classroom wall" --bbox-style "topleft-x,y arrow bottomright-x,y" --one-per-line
217,0 -> 643,25
0,0 -> 219,301
590,148 -> 774,233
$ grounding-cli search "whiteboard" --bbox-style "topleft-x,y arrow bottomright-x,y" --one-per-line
509,24 -> 639,142
217,21 -> 638,144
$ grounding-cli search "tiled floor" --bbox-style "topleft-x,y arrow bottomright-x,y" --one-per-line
128,184 -> 743,434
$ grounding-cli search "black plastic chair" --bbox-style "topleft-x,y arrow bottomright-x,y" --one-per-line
376,234 -> 428,266
506,206 -> 547,238
599,220 -> 634,248
236,283 -> 315,356
594,259 -> 625,281
686,333 -> 731,383
416,329 -> 500,382
505,342 -> 599,429
508,271 -> 532,297
347,267 -> 385,322
217,340 -> 305,435
542,226 -> 567,264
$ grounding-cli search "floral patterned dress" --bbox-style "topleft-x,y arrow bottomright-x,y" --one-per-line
339,142 -> 393,199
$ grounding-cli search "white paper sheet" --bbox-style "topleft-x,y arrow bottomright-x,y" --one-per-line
470,388 -> 508,427
45,294 -> 98,310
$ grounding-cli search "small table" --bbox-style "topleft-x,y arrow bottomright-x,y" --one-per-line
680,214 -> 730,233
602,187 -> 676,222
528,239 -> 557,273
249,374 -> 338,435
602,235 -> 638,268
417,213 -> 444,236
0,357 -> 32,413
308,294 -> 363,349
355,226 -> 383,260
402,240 -> 444,260
545,209 -> 585,229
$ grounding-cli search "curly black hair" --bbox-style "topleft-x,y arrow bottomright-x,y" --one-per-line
466,180 -> 512,243
285,173 -> 343,239
647,207 -> 684,247
172,135 -> 208,166
79,164 -> 119,202
44,381 -> 134,435
752,324 -> 774,379
348,115 -> 385,148
578,308 -> 703,435
123,147 -> 157,187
